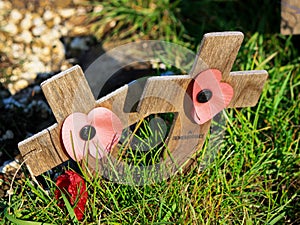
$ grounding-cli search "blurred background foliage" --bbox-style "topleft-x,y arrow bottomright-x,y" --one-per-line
88,0 -> 280,49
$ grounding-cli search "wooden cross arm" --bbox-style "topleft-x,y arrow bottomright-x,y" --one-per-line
41,66 -> 96,123
226,70 -> 268,108
18,124 -> 68,175
190,31 -> 244,79
135,70 -> 268,114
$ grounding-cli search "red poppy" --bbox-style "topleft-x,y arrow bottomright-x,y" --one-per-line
61,107 -> 123,161
192,69 -> 233,124
55,170 -> 88,221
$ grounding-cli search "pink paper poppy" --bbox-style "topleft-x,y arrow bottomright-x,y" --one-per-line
192,69 -> 233,124
62,107 -> 123,161
55,170 -> 88,221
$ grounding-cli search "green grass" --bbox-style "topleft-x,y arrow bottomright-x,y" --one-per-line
88,0 -> 187,45
1,32 -> 299,224
1,0 -> 300,224
87,0 -> 280,48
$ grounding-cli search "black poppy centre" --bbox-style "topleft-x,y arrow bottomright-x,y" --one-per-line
80,125 -> 96,141
197,89 -> 213,103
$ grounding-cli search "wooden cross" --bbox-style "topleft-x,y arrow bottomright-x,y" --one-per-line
18,32 -> 268,176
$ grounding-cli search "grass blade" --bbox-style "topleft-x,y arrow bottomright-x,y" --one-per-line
4,208 -> 53,225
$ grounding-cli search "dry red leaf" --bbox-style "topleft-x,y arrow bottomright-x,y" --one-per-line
55,170 -> 88,221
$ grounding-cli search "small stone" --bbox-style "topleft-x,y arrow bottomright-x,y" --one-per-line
32,24 -> 47,36
10,9 -> 23,22
16,30 -> 32,44
0,1 -> 5,9
3,23 -> 18,35
20,14 -> 32,30
23,59 -> 46,76
76,6 -> 87,15
14,79 -> 28,91
58,8 -> 76,18
41,46 -> 51,56
93,5 -> 103,13
36,1 -> 50,8
39,29 -> 60,45
21,72 -> 38,81
48,29 -> 61,40
53,16 -> 62,25
12,68 -> 22,77
109,20 -> 116,28
32,16 -> 43,27
2,39 -> 13,51
31,44 -> 42,54
0,0 -> 12,10
39,35 -> 50,46
43,10 -> 54,21
9,75 -> 18,82
56,25 -> 68,36
39,55 -> 51,65
11,43 -> 24,59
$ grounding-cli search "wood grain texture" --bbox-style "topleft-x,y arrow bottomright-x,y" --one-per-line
226,70 -> 268,108
41,65 -> 95,123
137,75 -> 191,114
190,32 -> 244,79
18,124 -> 69,175
18,31 -> 268,176
281,0 -> 300,35
19,66 -> 96,175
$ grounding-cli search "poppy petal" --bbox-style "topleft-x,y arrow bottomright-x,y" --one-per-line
62,107 -> 123,161
192,69 -> 233,124
55,170 -> 88,221
88,107 -> 123,158
62,113 -> 91,161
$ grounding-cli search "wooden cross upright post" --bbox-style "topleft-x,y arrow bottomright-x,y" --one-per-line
19,32 -> 268,176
